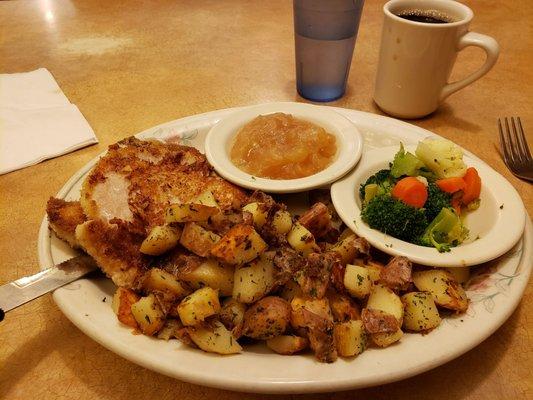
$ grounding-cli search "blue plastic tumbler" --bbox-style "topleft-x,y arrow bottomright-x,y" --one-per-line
293,0 -> 365,102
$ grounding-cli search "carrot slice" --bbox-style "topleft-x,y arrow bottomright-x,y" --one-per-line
451,196 -> 462,216
462,167 -> 481,205
391,177 -> 428,208
436,177 -> 466,194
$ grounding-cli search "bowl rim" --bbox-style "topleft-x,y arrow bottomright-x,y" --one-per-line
331,145 -> 527,267
204,102 -> 363,193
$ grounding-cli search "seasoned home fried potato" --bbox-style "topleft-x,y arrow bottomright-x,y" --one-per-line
242,202 -> 268,228
140,225 -> 181,256
211,224 -> 267,265
334,319 -> 367,357
188,320 -> 242,355
242,296 -> 291,339
156,318 -> 184,340
272,210 -> 293,235
290,296 -> 333,330
344,264 -> 372,299
366,284 -> 403,322
165,203 -> 219,223
366,260 -> 384,283
327,291 -> 360,322
371,329 -> 403,348
266,335 -> 309,355
179,258 -> 234,296
329,234 -> 359,265
177,287 -> 221,326
338,227 -> 354,242
192,190 -> 219,208
412,269 -> 468,312
179,222 -> 220,257
362,308 -> 400,334
401,292 -> 441,332
112,287 -> 140,329
287,222 -> 320,256
306,313 -> 337,363
131,294 -> 165,335
444,266 -> 470,284
278,279 -> 303,303
219,298 -> 247,338
297,202 -> 332,238
232,253 -> 276,303
142,268 -> 190,299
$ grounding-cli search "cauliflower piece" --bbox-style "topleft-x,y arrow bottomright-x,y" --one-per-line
415,138 -> 467,179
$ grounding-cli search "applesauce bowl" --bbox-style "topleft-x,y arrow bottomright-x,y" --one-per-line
205,102 -> 363,193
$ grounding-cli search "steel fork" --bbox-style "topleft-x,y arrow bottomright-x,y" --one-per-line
498,117 -> 533,182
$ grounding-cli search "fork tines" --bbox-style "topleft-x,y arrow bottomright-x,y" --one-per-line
498,117 -> 533,182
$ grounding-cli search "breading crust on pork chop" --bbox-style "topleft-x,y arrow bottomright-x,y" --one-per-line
80,137 -> 248,231
47,137 -> 249,288
46,198 -> 87,249
75,219 -> 148,288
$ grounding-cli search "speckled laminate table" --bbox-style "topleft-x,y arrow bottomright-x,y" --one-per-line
0,1 -> 531,399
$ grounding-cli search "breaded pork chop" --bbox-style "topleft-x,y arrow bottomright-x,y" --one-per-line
46,137 -> 249,288
75,219 -> 148,287
46,198 -> 87,249
80,137 -> 248,232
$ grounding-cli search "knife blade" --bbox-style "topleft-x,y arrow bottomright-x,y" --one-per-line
0,254 -> 98,320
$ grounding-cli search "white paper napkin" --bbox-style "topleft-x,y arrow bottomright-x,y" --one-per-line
0,68 -> 98,175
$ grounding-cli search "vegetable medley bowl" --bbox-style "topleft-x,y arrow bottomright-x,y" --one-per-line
38,105 -> 532,393
331,144 -> 526,268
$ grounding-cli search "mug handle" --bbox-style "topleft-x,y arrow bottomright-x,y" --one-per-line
439,32 -> 500,102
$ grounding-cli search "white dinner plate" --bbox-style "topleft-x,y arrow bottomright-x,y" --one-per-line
205,102 -> 363,193
38,105 -> 533,394
331,145 -> 526,267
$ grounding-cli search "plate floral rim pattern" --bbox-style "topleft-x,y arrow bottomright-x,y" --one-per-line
37,105 -> 533,393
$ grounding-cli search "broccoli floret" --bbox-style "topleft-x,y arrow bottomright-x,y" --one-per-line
390,143 -> 425,178
418,207 -> 468,252
361,194 -> 428,242
359,169 -> 395,200
424,183 -> 452,222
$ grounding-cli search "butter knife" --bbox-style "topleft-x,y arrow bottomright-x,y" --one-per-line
0,254 -> 98,321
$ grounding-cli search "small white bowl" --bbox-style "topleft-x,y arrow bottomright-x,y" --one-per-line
205,102 -> 363,193
331,145 -> 527,267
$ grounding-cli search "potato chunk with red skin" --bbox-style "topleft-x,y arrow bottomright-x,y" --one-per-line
296,252 -> 341,299
327,291 -> 360,322
219,298 -> 247,339
289,296 -> 337,363
298,202 -> 333,238
329,234 -> 370,266
361,308 -> 400,334
242,296 -> 291,340
301,308 -> 337,363
379,256 -> 412,291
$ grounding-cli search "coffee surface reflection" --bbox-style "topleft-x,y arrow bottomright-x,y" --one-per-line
396,9 -> 454,24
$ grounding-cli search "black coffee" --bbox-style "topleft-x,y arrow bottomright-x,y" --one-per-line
397,9 -> 454,24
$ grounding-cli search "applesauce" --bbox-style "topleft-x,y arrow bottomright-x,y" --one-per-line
229,113 -> 337,180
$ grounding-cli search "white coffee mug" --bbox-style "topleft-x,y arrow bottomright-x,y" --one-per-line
373,0 -> 499,119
